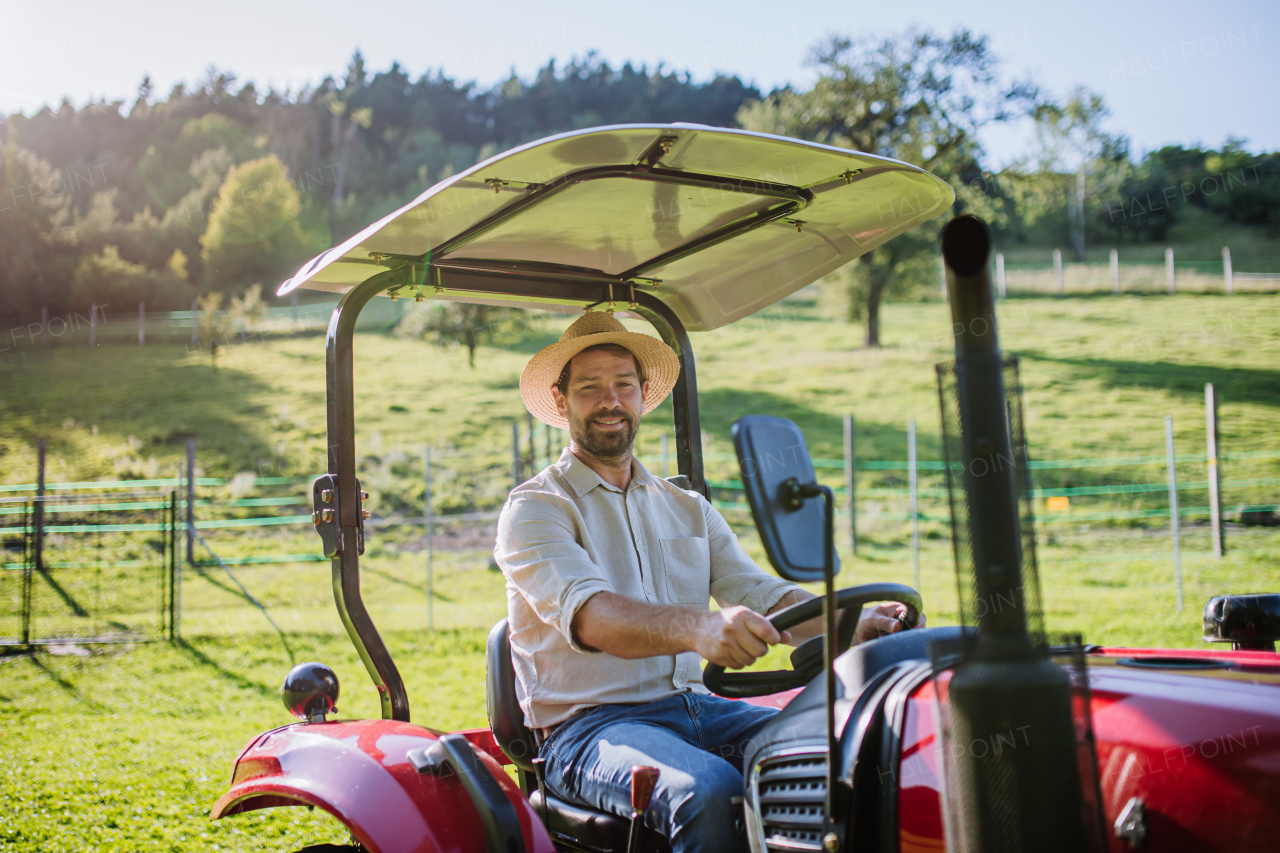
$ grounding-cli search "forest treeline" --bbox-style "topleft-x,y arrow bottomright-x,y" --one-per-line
1,33 -> 1277,344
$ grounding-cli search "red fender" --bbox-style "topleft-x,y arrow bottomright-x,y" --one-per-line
211,719 -> 554,853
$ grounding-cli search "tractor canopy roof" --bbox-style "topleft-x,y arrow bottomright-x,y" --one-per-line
279,123 -> 954,331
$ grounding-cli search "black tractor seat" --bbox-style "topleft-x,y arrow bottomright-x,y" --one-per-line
486,619 -> 672,853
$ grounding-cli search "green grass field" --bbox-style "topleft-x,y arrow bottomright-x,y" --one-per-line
3,290 -> 1280,852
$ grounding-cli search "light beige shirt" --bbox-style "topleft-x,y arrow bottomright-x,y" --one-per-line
494,447 -> 800,728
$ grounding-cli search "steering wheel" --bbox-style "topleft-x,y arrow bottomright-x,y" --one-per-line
702,582 -> 923,698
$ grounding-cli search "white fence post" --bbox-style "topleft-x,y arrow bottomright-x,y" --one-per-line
89,304 -> 97,346
1223,247 -> 1234,295
138,300 -> 146,346
996,252 -> 1006,298
1053,249 -> 1064,295
1206,384 -> 1224,557
1110,248 -> 1120,294
1165,416 -> 1183,611
908,420 -> 919,590
1165,247 -> 1176,294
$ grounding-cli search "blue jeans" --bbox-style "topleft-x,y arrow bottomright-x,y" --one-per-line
539,692 -> 778,852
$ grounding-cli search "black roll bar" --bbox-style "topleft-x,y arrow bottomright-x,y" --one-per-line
323,265 -> 706,720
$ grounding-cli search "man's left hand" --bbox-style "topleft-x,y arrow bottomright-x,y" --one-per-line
854,604 -> 928,644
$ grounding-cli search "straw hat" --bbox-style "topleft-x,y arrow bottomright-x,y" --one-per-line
520,311 -> 681,428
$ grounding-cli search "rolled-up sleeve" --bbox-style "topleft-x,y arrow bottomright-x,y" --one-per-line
495,493 -> 615,652
703,498 -> 800,614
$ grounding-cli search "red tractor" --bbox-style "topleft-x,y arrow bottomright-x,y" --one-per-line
211,125 -> 1280,853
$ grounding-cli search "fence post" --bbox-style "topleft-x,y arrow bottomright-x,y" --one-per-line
90,304 -> 97,347
1223,247 -> 1234,295
844,414 -> 857,555
909,420 -> 919,590
526,411 -> 536,472
185,440 -> 196,565
511,421 -> 522,489
424,446 -> 434,632
41,306 -> 48,347
1206,384 -> 1224,557
996,253 -> 1006,299
139,300 -> 146,346
169,489 -> 178,640
1165,247 -> 1176,294
21,501 -> 32,647
1053,249 -> 1064,295
1110,248 -> 1120,294
34,439 -> 46,575
191,298 -> 199,345
1165,416 -> 1183,612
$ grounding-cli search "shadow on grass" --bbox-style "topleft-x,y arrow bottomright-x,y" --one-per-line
35,569 -> 89,617
363,565 -> 456,599
1019,351 -> 1280,408
695,388 -> 945,462
26,652 -> 108,711
176,639 -> 275,698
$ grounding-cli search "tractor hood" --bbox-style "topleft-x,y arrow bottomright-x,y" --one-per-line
279,123 -> 954,331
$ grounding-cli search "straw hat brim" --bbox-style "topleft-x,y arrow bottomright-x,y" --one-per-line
520,325 -> 681,429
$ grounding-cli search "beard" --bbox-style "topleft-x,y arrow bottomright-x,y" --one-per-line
568,406 -> 639,459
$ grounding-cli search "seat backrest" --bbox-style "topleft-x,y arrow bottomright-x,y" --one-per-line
485,619 -> 539,772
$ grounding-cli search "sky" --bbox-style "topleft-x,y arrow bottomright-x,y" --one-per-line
1,0 -> 1276,167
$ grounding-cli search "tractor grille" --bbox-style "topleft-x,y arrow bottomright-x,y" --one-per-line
753,751 -> 827,852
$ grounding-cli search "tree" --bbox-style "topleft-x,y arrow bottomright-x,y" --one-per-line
738,29 -> 1036,346
1022,87 -> 1126,258
200,154 -> 310,293
398,301 -> 516,368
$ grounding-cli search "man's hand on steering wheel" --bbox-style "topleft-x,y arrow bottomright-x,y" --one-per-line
854,603 -> 929,645
694,606 -> 792,669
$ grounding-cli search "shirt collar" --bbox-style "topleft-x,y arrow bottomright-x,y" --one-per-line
559,446 -> 656,497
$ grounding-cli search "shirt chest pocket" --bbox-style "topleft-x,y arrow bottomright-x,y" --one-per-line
659,536 -> 712,609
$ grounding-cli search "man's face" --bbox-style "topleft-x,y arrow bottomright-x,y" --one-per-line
552,348 -> 650,459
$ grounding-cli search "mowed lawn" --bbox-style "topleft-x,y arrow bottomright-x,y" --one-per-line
2,291 -> 1279,852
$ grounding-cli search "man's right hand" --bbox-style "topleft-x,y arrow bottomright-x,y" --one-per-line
694,606 -> 792,669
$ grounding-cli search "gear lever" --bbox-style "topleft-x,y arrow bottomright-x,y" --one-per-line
627,765 -> 660,853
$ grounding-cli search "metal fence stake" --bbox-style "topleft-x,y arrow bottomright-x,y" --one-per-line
844,414 -> 857,555
90,304 -> 97,347
1110,248 -> 1120,294
909,420 -> 919,590
34,439 -> 46,576
1165,416 -> 1183,611
425,446 -> 434,632
1053,249 -> 1064,295
1223,247 -> 1234,295
185,440 -> 196,566
1165,248 -> 1176,294
1206,384 -> 1224,557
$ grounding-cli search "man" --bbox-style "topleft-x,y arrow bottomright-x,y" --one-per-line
495,311 -> 921,852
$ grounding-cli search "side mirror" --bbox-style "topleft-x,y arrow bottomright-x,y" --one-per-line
732,415 -> 839,583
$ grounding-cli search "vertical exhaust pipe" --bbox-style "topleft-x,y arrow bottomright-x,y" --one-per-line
939,216 -> 1094,853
